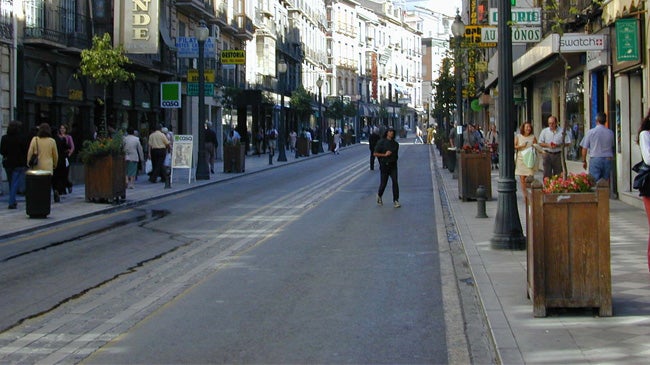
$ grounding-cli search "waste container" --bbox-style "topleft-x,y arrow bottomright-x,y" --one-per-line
25,170 -> 52,218
311,140 -> 319,155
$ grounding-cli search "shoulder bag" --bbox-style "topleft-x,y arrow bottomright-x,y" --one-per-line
28,137 -> 39,168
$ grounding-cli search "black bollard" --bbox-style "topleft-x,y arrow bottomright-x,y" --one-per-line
164,166 -> 171,189
268,152 -> 273,165
476,185 -> 488,218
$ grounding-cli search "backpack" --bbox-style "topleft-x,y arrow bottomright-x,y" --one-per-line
268,129 -> 278,139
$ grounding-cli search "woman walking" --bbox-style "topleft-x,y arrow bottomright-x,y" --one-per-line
27,123 -> 59,201
58,124 -> 75,193
637,110 -> 650,271
124,127 -> 144,189
514,121 -> 537,204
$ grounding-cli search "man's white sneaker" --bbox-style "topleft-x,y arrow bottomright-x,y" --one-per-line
377,195 -> 383,206
393,201 -> 401,208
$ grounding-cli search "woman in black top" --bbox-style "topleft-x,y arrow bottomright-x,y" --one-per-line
373,127 -> 400,208
0,121 -> 29,209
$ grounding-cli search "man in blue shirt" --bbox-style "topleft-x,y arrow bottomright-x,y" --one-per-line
580,112 -> 614,182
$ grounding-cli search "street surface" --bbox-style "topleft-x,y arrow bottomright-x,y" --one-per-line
0,142 -> 494,364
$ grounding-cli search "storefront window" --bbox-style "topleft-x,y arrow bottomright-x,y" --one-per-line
566,76 -> 584,161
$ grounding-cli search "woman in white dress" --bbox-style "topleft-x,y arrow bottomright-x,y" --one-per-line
514,121 -> 537,203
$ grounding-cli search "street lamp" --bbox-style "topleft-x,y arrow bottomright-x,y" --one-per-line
316,77 -> 324,153
195,20 -> 210,180
490,0 -> 526,250
451,9 -> 465,149
277,59 -> 288,162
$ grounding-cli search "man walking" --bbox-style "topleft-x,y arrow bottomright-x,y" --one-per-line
374,127 -> 400,208
204,121 -> 218,174
148,124 -> 170,183
580,112 -> 614,182
538,115 -> 571,178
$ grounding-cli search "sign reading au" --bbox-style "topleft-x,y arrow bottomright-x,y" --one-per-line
481,26 -> 541,43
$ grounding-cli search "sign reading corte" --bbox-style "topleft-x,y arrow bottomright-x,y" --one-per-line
160,82 -> 181,108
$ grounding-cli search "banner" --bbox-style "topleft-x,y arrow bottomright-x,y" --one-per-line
172,135 -> 193,168
114,0 -> 160,54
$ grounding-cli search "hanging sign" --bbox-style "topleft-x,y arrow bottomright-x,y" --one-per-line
489,8 -> 541,25
160,82 -> 181,108
481,26 -> 541,43
615,18 -> 639,62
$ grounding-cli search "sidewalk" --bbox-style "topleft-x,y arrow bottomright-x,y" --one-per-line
0,145 -> 341,240
433,148 -> 650,364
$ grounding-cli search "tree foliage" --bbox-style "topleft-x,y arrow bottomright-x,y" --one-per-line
432,56 -> 456,132
289,85 -> 314,122
79,33 -> 134,86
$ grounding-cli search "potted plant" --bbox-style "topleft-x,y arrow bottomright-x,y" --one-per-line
79,133 -> 126,203
457,146 -> 491,201
526,174 -> 611,317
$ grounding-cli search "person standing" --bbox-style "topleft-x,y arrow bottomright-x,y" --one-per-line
374,127 -> 400,208
1,121 -> 29,209
514,121 -> 538,203
463,123 -> 484,150
148,125 -> 170,183
637,110 -> 650,271
368,127 -> 380,170
204,121 -> 218,174
289,130 -> 297,153
57,124 -> 75,193
538,115 -> 571,178
266,127 -> 277,156
51,129 -> 69,200
580,112 -> 614,182
27,123 -> 59,201
485,123 -> 499,169
333,129 -> 341,154
124,127 -> 144,189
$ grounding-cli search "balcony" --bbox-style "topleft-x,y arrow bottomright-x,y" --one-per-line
0,10 -> 12,41
24,6 -> 91,51
234,14 -> 254,41
175,0 -> 216,22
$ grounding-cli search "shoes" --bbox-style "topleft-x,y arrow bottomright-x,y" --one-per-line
377,195 -> 383,206
211,168 -> 215,173
53,191 -> 60,203
67,186 -> 73,194
8,204 -> 16,209
393,201 -> 401,208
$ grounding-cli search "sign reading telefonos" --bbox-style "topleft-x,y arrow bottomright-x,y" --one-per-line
160,82 -> 181,108
560,33 -> 607,52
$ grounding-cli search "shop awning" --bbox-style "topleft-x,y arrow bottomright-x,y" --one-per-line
359,103 -> 379,117
602,0 -> 642,25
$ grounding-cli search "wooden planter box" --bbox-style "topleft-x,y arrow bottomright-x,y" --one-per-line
444,147 -> 456,172
526,180 -> 611,317
457,151 -> 491,201
296,138 -> 310,157
223,145 -> 246,173
84,155 -> 126,203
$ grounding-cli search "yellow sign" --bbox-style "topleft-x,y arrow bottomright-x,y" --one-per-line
221,50 -> 246,65
68,89 -> 83,101
464,25 -> 496,48
187,69 -> 215,83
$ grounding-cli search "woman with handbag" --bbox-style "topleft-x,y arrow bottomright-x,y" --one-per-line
514,121 -> 537,204
27,123 -> 59,201
636,110 -> 650,271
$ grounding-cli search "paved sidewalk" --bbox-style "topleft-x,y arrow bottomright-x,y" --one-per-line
2,142 -> 650,364
432,148 -> 650,364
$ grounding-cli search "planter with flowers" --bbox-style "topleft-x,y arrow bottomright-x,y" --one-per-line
79,133 -> 126,203
525,173 -> 611,317
457,145 -> 491,201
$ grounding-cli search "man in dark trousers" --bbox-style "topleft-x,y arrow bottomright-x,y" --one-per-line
204,121 -> 218,173
368,127 -> 380,170
374,127 -> 400,208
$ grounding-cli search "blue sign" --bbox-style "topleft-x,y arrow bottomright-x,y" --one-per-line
176,37 -> 217,58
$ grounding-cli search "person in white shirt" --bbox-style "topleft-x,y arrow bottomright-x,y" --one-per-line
124,127 -> 144,189
538,115 -> 571,178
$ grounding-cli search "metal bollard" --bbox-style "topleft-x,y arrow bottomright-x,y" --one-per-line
164,166 -> 171,189
476,185 -> 488,218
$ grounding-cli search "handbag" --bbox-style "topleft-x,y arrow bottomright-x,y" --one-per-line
632,161 -> 650,190
522,146 -> 537,169
28,138 -> 39,168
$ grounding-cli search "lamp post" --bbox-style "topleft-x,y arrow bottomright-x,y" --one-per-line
195,20 -> 210,180
491,0 -> 526,250
277,59 -> 288,162
316,77 -> 324,153
451,9 -> 465,149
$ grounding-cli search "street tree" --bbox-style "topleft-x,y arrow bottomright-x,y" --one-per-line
432,56 -> 456,134
79,33 -> 135,137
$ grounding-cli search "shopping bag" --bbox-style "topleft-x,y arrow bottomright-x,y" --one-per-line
145,159 -> 153,174
522,147 -> 537,169
163,152 -> 172,167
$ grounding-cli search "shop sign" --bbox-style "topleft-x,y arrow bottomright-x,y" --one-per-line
68,89 -> 83,101
559,34 -> 607,53
464,26 -> 496,48
118,0 -> 159,54
176,37 -> 217,58
586,50 -> 609,70
186,83 -> 214,96
187,69 -> 215,83
122,99 -> 131,107
160,82 -> 181,108
481,26 -> 541,43
36,85 -> 53,98
489,8 -> 541,26
615,18 -> 639,62
221,50 -> 246,65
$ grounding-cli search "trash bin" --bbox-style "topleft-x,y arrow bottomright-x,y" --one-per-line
25,170 -> 52,218
311,139 -> 319,155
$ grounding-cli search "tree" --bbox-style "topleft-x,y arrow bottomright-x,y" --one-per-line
79,33 -> 135,137
289,85 -> 314,130
432,56 -> 456,133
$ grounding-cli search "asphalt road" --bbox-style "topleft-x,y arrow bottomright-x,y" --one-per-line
0,143 -> 484,364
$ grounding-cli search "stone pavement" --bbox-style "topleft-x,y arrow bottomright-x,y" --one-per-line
1,142 -> 650,364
